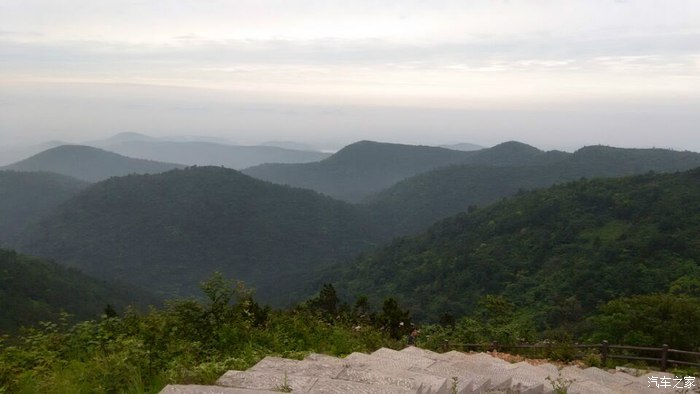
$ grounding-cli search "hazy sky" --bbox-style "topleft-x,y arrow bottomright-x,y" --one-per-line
1,0 -> 699,151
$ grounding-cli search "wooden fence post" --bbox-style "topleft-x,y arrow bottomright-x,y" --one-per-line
661,344 -> 669,371
601,340 -> 609,366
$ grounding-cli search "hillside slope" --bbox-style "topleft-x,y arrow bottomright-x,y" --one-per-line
0,171 -> 88,245
3,145 -> 184,182
242,141 -> 476,202
0,248 -> 159,332
364,146 -> 700,236
339,168 -> 700,324
16,166 -> 381,304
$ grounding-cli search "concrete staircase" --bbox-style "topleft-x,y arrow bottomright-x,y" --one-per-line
160,347 -> 687,393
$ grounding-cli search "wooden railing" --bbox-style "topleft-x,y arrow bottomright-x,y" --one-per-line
442,340 -> 700,372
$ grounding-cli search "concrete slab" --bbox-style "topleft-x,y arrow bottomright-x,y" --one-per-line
249,356 -> 345,379
505,363 -> 555,393
400,347 -> 445,361
216,370 -> 317,392
536,363 -> 561,377
337,360 -> 447,394
421,361 -> 491,393
159,385 -> 279,394
567,380 -> 618,394
371,348 -> 437,369
581,367 -> 636,388
307,378 -> 415,394
448,360 -> 514,391
345,352 -> 420,371
304,353 -> 349,365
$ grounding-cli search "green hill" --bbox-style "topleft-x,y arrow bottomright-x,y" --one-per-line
242,140 -> 475,202
16,166 -> 381,304
0,248 -> 159,332
3,145 -> 184,182
338,168 -> 700,326
0,171 -> 88,246
364,146 -> 700,236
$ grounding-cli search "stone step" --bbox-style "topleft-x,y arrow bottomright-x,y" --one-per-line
345,352 -> 422,372
304,352 -> 350,365
249,356 -> 345,379
557,366 -> 656,394
307,378 -> 416,394
448,359 -> 517,391
216,370 -> 318,392
399,347 -> 445,361
371,348 -> 437,369
335,362 -> 449,394
501,363 -> 553,394
159,384 -> 280,393
198,349 -> 693,394
417,361 -> 491,394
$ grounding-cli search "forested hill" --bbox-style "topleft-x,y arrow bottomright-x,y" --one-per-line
338,168 -> 700,325
242,140 -> 475,202
3,145 -> 184,182
0,248 -> 159,332
364,145 -> 700,236
0,171 -> 88,246
16,166 -> 381,305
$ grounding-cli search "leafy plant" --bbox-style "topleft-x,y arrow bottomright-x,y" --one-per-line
546,370 -> 575,394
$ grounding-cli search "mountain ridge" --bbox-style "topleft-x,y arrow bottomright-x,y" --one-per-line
3,145 -> 184,182
15,166 -> 382,305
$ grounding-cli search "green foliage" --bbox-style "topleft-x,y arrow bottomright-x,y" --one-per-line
17,166 -> 382,305
340,168 -> 700,337
306,284 -> 341,321
0,170 -> 87,245
0,275 -> 400,393
546,370 -> 575,394
364,144 -> 700,237
588,293 -> 700,349
243,140 -> 474,202
0,248 -> 159,333
377,298 -> 412,340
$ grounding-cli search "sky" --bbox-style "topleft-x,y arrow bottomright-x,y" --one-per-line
1,0 -> 700,151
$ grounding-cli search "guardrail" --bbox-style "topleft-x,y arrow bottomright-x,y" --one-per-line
442,340 -> 700,372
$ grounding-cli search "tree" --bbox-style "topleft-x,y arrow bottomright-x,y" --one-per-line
307,283 -> 340,321
377,298 -> 411,340
588,294 -> 700,349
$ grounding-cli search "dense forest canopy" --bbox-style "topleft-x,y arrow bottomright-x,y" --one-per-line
0,248 -> 159,332
339,168 -> 700,330
15,166 -> 381,304
0,171 -> 87,246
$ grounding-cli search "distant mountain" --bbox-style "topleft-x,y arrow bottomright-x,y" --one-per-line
16,166 -> 381,304
439,142 -> 485,151
0,248 -> 160,332
0,171 -> 88,246
97,140 -> 331,170
3,145 -> 184,182
243,140 -> 475,202
339,168 -> 700,323
261,140 -> 320,152
364,145 -> 700,236
87,132 -> 156,145
0,140 -> 66,166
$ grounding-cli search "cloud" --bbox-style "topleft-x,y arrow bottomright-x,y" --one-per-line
1,0 -> 700,149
